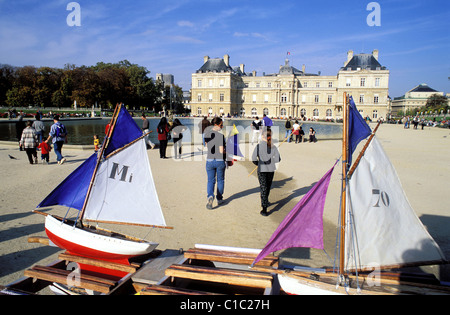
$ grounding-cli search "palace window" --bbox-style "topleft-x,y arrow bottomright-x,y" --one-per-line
360,78 -> 366,87
374,95 -> 379,103
313,109 -> 319,117
375,78 -> 380,87
251,108 -> 257,116
346,78 -> 351,87
263,108 -> 269,115
220,93 -> 224,102
240,108 -> 245,116
197,107 -> 202,115
326,109 -> 333,117
301,108 -> 306,116
209,93 -> 213,102
328,95 -> 333,104
359,95 -> 364,104
373,110 -> 378,119
197,94 -> 202,102
281,108 -> 287,116
198,80 -> 202,87
328,81 -> 333,88
314,95 -> 319,103
281,93 -> 287,103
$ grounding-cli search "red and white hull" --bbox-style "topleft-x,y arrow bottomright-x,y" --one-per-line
45,215 -> 158,265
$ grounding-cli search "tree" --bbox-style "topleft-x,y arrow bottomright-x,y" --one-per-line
71,67 -> 102,108
424,94 -> 449,113
1,61 -> 168,110
0,64 -> 15,105
5,66 -> 37,107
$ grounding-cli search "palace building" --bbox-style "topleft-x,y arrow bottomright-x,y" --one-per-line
190,50 -> 390,120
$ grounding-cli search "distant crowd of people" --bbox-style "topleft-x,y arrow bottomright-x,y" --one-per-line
400,116 -> 450,129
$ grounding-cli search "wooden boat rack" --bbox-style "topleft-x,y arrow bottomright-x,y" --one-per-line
2,237 -> 450,295
1,239 -> 281,295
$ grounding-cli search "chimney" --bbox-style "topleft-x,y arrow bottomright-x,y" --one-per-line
302,64 -> 305,73
240,63 -> 245,74
252,70 -> 257,77
372,49 -> 379,60
204,56 -> 210,64
223,54 -> 230,66
347,50 -> 354,64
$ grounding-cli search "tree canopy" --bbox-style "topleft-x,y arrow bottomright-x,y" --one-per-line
424,94 -> 449,113
0,61 -> 186,113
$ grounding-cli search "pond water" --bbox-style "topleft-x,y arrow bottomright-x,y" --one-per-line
0,117 -> 342,145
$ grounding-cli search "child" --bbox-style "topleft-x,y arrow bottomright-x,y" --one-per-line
38,136 -> 52,164
94,134 -> 100,152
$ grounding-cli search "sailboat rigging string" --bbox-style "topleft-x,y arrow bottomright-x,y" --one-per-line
331,156 -> 343,275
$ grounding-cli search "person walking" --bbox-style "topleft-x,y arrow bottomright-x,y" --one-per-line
38,136 -> 52,164
15,115 -> 26,151
251,116 -> 262,144
170,119 -> 187,159
204,117 -> 227,210
309,127 -> 316,143
46,115 -> 67,164
157,117 -> 170,159
292,120 -> 301,143
20,121 -> 39,165
252,129 -> 281,216
262,114 -> 273,129
199,116 -> 210,153
141,114 -> 155,149
284,117 -> 292,143
32,115 -> 45,143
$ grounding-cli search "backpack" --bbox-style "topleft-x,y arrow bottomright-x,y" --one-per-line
285,120 -> 291,129
55,123 -> 67,138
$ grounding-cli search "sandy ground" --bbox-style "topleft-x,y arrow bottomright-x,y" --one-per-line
1,122 -> 450,288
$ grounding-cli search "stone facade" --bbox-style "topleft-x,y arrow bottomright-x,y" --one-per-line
190,50 -> 390,120
391,84 -> 445,115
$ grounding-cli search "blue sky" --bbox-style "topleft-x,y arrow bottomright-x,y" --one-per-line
0,0 -> 449,97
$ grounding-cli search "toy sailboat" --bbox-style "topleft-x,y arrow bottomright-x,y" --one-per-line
253,94 -> 448,294
34,104 -> 171,266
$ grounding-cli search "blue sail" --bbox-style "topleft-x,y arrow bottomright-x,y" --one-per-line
348,96 -> 372,166
37,153 -> 97,210
104,106 -> 143,157
37,105 -> 143,211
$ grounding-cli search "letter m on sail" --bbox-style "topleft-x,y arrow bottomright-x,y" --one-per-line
109,163 -> 131,182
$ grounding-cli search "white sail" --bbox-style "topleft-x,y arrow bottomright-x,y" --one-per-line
83,139 -> 166,227
346,136 -> 445,270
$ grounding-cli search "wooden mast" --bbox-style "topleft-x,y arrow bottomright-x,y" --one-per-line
339,92 -> 349,278
79,103 -> 121,226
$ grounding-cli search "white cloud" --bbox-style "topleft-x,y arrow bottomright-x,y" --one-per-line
177,20 -> 194,28
170,35 -> 204,44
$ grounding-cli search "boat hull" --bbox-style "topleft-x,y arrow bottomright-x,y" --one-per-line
45,215 -> 158,265
278,274 -> 345,295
